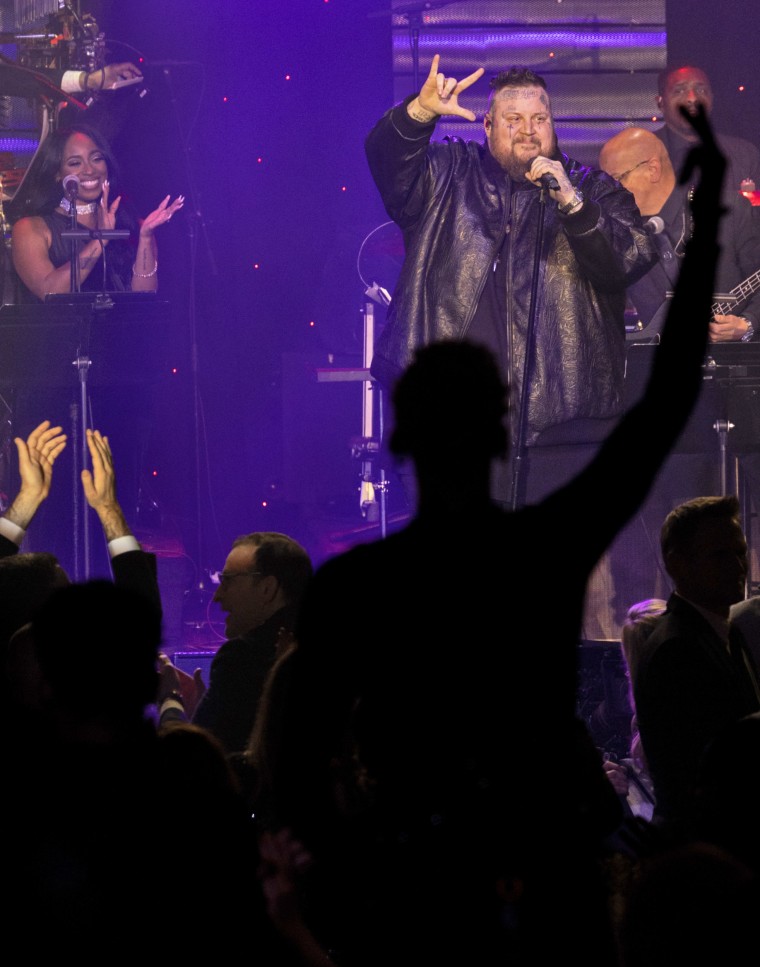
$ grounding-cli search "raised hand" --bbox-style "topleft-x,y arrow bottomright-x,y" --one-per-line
414,54 -> 484,122
4,420 -> 67,529
81,428 -> 130,541
139,194 -> 185,238
98,179 -> 121,230
678,103 -> 726,239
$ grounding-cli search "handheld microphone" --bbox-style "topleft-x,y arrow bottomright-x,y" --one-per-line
643,216 -> 665,235
538,172 -> 561,192
62,174 -> 79,199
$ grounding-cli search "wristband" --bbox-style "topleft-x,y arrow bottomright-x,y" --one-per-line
160,690 -> 184,709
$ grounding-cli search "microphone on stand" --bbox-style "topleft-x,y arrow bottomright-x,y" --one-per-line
62,174 -> 80,200
538,172 -> 561,192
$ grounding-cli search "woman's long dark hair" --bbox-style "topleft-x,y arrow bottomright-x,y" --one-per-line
7,121 -> 125,221
6,121 -> 140,289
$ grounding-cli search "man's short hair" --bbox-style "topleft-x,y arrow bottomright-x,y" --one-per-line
660,494 -> 740,561
656,63 -> 711,98
230,532 -> 312,606
487,66 -> 549,114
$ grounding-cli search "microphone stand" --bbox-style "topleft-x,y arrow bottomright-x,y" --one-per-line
60,225 -> 130,579
162,64 -> 220,634
510,186 -> 550,510
66,192 -> 81,294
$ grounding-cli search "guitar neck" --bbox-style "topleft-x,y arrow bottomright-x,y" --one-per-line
713,269 -> 760,316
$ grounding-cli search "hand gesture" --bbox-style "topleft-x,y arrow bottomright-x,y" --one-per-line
139,194 -> 185,239
710,313 -> 752,343
4,420 -> 67,529
102,62 -> 143,89
156,654 -> 206,716
97,179 -> 121,230
417,54 -> 484,121
257,827 -> 314,927
84,62 -> 143,92
81,428 -> 117,511
678,104 -> 726,239
81,429 -> 130,541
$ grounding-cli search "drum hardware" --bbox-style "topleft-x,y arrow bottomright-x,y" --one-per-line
713,418 -> 736,496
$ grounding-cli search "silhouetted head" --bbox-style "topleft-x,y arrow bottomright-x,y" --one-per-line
32,579 -> 163,720
389,340 -> 509,466
0,552 -> 70,650
660,495 -> 747,614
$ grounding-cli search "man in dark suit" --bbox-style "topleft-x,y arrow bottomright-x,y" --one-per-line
171,531 -> 313,755
633,494 -> 760,842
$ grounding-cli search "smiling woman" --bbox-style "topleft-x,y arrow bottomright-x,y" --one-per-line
5,120 -> 183,302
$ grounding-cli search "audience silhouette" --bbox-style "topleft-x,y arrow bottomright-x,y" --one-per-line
3,103 -> 752,965
259,104 -> 727,967
689,710 -> 760,876
1,423 -> 160,732
1,579 -> 279,961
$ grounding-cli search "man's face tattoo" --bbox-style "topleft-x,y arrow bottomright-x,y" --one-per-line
484,85 -> 558,178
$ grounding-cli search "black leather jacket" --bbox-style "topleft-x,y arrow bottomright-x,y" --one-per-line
365,98 -> 657,445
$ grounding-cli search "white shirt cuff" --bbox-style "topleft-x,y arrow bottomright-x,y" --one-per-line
108,535 -> 141,558
61,69 -> 85,93
0,517 -> 25,546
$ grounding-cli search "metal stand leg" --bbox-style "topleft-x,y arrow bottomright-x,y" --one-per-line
359,301 -> 387,537
348,301 -> 390,537
74,353 -> 92,580
714,418 -> 735,496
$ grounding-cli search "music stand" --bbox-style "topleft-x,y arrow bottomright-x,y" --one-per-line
0,292 -> 168,579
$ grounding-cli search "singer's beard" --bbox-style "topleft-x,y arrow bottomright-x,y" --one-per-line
502,155 -> 534,182
491,133 -> 560,181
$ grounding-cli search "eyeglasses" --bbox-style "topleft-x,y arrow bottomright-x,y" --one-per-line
213,570 -> 263,587
614,158 -> 651,183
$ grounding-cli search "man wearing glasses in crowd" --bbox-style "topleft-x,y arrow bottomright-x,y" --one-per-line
159,532 -> 312,754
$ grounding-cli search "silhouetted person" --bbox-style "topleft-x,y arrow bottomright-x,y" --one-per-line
690,710 -> 760,876
1,423 -> 160,733
1,579 -> 273,962
265,105 -> 727,967
633,495 -> 760,842
617,840 -> 758,967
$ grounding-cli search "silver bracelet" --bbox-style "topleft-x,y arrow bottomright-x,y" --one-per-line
558,189 -> 584,215
132,259 -> 158,278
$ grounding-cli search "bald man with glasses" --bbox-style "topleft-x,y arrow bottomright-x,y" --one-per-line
600,125 -> 760,344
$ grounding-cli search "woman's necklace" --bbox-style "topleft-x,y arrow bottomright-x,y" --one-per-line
59,196 -> 98,216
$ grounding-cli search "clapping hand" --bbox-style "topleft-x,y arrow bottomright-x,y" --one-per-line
139,194 -> 185,238
81,428 -> 130,541
4,420 -> 67,529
